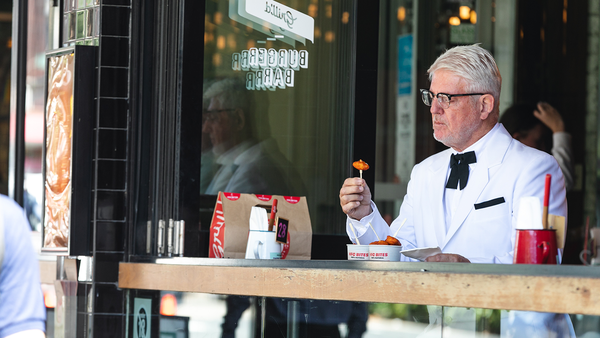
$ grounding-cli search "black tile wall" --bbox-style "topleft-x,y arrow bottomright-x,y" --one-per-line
97,160 -> 127,189
77,283 -> 90,314
95,253 -> 123,282
77,313 -> 91,338
93,314 -> 123,338
99,67 -> 129,98
88,2 -> 132,337
96,221 -> 126,252
100,37 -> 130,67
97,190 -> 126,220
97,129 -> 127,159
101,6 -> 131,37
99,98 -> 128,128
95,283 -> 124,314
126,290 -> 162,338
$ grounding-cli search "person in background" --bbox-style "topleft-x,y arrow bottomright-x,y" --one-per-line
500,102 -> 574,191
0,194 -> 46,338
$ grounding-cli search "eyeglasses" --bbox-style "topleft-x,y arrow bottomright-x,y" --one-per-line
420,89 -> 485,109
202,109 -> 236,123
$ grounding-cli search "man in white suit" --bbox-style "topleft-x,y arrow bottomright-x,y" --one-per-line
339,44 -> 574,336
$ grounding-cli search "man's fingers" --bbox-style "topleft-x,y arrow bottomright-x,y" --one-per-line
425,254 -> 470,263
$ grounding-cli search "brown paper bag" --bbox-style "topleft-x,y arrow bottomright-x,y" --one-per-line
209,192 -> 312,259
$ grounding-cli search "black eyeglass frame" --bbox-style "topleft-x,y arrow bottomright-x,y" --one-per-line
420,89 -> 486,108
201,108 -> 237,123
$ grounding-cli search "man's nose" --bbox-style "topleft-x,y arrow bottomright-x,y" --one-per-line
430,99 -> 443,114
202,121 -> 210,132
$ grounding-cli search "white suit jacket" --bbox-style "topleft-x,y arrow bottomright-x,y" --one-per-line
349,124 -> 568,264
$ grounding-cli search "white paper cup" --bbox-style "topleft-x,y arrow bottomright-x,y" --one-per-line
347,244 -> 370,260
369,245 -> 402,261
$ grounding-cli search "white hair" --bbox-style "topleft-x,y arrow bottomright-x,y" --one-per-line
428,44 -> 502,112
203,77 -> 250,110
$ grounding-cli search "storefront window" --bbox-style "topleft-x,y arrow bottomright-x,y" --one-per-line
22,0 -> 58,232
200,0 -> 357,234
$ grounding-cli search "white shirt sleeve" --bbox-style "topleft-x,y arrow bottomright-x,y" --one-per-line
551,132 -> 574,191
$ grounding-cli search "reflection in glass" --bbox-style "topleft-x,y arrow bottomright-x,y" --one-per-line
69,12 -> 76,40
43,53 -> 74,248
150,292 -> 600,337
94,8 -> 100,37
63,14 -> 70,45
201,78 -> 306,197
86,8 -> 94,38
76,10 -> 86,39
64,0 -> 72,12
201,0 -> 355,234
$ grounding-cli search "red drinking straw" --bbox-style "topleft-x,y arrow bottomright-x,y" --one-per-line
542,174 -> 551,229
268,198 -> 278,231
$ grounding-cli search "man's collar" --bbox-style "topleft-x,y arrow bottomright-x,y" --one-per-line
451,123 -> 500,155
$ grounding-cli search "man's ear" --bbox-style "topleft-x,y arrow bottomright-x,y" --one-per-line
479,94 -> 495,120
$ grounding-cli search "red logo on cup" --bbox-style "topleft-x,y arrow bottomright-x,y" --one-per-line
256,194 -> 272,202
284,196 -> 300,204
224,192 -> 241,201
209,195 -> 225,258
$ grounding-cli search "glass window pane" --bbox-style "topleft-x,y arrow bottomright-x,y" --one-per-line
23,0 -> 52,231
76,10 -> 86,39
64,0 -> 73,12
143,292 -> 600,337
199,0 -> 356,235
93,7 -> 99,37
69,12 -> 76,40
86,8 -> 94,38
63,14 -> 70,46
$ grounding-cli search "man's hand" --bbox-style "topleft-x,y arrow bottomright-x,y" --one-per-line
425,253 -> 471,263
534,102 -> 565,133
339,177 -> 372,220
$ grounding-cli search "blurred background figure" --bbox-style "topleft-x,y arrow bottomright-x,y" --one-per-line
201,77 -> 305,196
500,102 -> 574,191
0,195 -> 46,338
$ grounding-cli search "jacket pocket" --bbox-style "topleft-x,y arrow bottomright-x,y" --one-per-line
474,197 -> 505,210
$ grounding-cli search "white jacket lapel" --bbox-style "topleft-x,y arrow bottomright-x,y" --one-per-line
442,125 -> 513,248
427,149 -> 453,247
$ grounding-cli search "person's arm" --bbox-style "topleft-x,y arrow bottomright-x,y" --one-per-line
0,197 -> 46,338
340,176 -> 420,253
534,102 -> 574,191
551,132 -> 574,191
6,330 -> 46,338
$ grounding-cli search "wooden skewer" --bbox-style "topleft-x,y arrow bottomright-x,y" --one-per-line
393,218 -> 408,237
368,222 -> 380,241
349,221 -> 360,245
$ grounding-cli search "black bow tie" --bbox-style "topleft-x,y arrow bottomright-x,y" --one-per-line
446,151 -> 477,190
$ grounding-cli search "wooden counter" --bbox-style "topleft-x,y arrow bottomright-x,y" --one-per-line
118,258 -> 600,315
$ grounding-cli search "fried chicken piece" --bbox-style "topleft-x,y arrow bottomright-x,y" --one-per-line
385,236 -> 401,246
369,240 -> 388,245
353,159 -> 370,171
